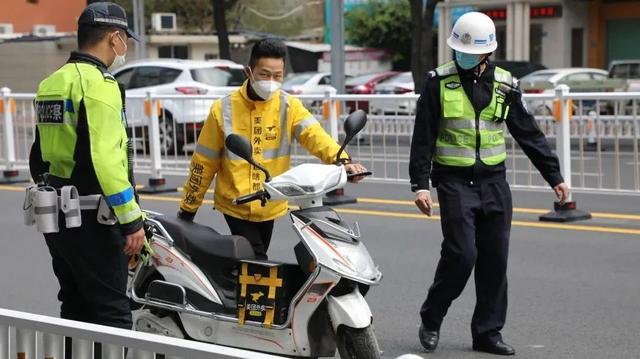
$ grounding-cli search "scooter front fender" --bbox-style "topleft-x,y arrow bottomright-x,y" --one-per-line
326,288 -> 372,332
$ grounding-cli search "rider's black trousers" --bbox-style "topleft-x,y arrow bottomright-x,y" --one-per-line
224,214 -> 275,260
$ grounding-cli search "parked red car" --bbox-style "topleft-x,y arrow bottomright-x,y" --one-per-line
345,71 -> 399,112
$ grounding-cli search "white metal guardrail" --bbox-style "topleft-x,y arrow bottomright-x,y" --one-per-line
0,307 -> 285,359
1,87 -> 640,194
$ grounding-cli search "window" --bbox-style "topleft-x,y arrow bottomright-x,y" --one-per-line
591,73 -> 608,81
158,45 -> 189,59
631,64 -> 640,79
566,73 -> 591,82
610,64 -> 629,79
128,67 -> 182,89
191,67 -> 245,87
530,24 -> 543,64
318,75 -> 331,85
571,28 -> 584,67
613,63 -> 640,79
283,73 -> 314,87
521,71 -> 557,84
114,68 -> 135,89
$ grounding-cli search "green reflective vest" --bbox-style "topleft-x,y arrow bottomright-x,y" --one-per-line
32,57 -> 141,226
434,61 -> 513,167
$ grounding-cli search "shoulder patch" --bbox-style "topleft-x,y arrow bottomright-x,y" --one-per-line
103,72 -> 116,82
445,81 -> 462,90
35,100 -> 64,124
435,61 -> 458,77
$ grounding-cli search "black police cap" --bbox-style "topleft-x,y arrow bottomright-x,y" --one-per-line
78,2 -> 140,41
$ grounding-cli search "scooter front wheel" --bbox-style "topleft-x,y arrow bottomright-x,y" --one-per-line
336,325 -> 380,359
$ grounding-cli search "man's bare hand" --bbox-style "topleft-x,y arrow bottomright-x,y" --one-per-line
124,228 -> 145,256
415,191 -> 433,217
553,182 -> 570,205
345,163 -> 368,183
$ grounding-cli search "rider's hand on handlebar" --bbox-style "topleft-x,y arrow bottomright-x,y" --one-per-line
345,163 -> 368,183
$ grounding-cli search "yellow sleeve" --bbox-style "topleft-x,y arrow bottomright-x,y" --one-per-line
290,97 -> 349,164
180,102 -> 224,214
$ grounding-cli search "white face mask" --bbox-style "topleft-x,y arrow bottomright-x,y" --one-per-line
109,33 -> 127,70
252,80 -> 282,100
247,66 -> 282,100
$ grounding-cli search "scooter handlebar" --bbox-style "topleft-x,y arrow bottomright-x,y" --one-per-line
232,190 -> 270,205
347,171 -> 372,181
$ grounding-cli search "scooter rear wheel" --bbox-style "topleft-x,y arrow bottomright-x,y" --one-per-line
336,325 -> 380,359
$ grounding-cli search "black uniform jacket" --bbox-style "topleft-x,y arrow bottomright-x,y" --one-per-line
409,61 -> 564,191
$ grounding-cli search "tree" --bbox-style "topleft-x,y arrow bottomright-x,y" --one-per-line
408,0 -> 442,93
172,0 -> 214,32
345,0 -> 413,70
213,0 -> 239,60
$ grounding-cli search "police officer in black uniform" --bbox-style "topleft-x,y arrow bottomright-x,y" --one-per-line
409,12 -> 570,355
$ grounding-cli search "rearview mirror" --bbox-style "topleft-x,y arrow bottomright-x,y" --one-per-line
344,110 -> 367,141
225,134 -> 272,181
335,110 -> 368,165
225,134 -> 253,163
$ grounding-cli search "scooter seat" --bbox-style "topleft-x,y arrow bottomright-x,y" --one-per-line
155,216 -> 255,261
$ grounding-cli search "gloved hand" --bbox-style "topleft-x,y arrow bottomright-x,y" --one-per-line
177,208 -> 196,222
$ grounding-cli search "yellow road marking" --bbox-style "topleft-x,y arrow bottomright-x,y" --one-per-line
357,197 -> 640,221
333,208 -> 640,236
2,185 -> 639,235
174,193 -> 640,220
0,185 -> 24,192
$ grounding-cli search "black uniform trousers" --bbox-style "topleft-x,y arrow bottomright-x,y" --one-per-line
421,179 -> 512,344
44,210 -> 132,330
224,214 -> 275,260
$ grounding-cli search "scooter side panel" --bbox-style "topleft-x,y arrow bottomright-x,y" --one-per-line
178,313 -> 299,356
291,214 -> 380,284
290,267 -> 341,356
151,240 -> 222,305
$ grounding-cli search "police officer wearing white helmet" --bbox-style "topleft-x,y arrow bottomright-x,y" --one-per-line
409,12 -> 570,355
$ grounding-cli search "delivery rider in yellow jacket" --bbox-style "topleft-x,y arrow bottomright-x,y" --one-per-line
178,38 -> 367,259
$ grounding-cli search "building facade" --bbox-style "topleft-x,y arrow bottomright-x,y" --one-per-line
0,0 -> 85,36
437,0 -> 640,70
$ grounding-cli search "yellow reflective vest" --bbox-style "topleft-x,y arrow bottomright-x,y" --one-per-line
180,81 -> 348,222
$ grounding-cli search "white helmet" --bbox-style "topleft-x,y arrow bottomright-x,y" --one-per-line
447,12 -> 498,54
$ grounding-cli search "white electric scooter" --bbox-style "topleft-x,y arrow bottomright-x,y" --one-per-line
128,110 -> 383,358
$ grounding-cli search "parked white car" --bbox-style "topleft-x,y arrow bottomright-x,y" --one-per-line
519,68 -> 609,115
369,72 -> 416,115
113,59 -> 245,153
283,72 -> 354,95
609,60 -> 640,92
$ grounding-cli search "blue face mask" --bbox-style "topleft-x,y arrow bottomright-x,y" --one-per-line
455,51 -> 482,70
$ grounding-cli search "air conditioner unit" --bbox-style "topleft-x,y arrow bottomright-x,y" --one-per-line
33,24 -> 56,36
0,24 -> 14,35
152,13 -> 177,32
